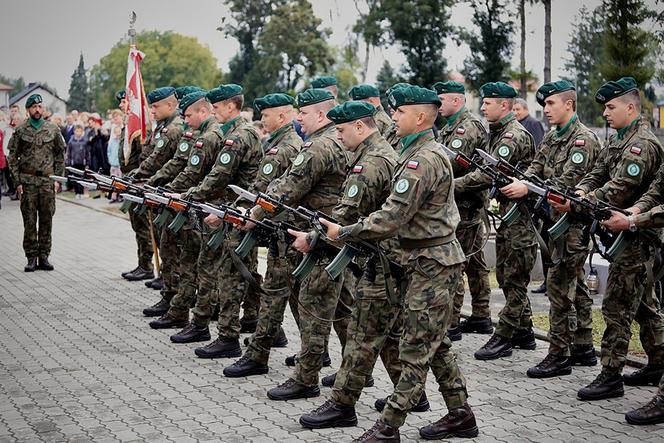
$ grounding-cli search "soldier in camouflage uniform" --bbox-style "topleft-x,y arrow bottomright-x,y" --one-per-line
455,82 -> 537,362
8,94 -> 65,272
180,85 -> 262,357
242,89 -> 350,400
572,77 -> 664,401
500,81 -> 602,378
224,93 -> 303,377
432,81 -> 493,341
311,76 -> 339,99
348,84 -> 395,140
322,85 -> 477,442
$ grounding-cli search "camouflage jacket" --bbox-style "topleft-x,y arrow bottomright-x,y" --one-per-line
133,112 -> 184,179
343,129 -> 466,266
374,106 -> 394,140
258,122 -> 350,218
250,123 -> 301,195
577,116 -> 663,209
437,108 -> 488,219
187,116 -> 261,203
168,118 -> 222,193
8,120 -> 65,185
118,126 -> 151,173
148,127 -> 198,187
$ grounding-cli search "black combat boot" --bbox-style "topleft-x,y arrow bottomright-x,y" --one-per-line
142,297 -> 170,317
37,256 -> 54,271
375,392 -> 429,413
531,281 -> 547,294
474,334 -> 512,360
570,344 -> 598,366
286,352 -> 331,367
577,371 -> 624,401
224,354 -> 269,377
170,323 -> 211,343
149,313 -> 188,330
623,363 -> 664,386
267,378 -> 320,401
419,404 -> 479,439
321,372 -> 374,388
352,420 -> 400,443
459,316 -> 494,334
145,277 -> 163,290
512,328 -> 536,350
194,337 -> 241,359
446,325 -> 462,342
526,353 -> 572,378
24,257 -> 38,272
625,396 -> 664,425
240,316 -> 258,333
121,266 -> 139,278
125,267 -> 154,281
299,399 -> 358,429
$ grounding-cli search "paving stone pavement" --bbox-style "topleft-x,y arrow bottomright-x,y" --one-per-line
0,198 -> 662,443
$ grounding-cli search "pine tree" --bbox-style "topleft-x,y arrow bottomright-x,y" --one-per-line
68,53 -> 92,111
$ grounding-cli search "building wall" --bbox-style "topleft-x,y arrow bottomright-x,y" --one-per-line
13,87 -> 67,117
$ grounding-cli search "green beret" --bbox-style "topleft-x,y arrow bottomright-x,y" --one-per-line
179,91 -> 207,114
327,101 -> 376,124
254,93 -> 295,112
535,80 -> 575,106
479,82 -> 518,99
115,90 -> 126,103
175,86 -> 204,101
388,85 -> 441,110
147,86 -> 175,104
311,76 -> 337,89
348,84 -> 380,100
432,81 -> 465,95
595,77 -> 638,104
386,82 -> 410,97
25,94 -> 43,108
296,88 -> 335,108
206,84 -> 243,104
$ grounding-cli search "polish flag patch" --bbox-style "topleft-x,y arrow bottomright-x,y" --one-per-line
303,141 -> 313,148
504,132 -> 514,139
575,139 -> 585,146
184,131 -> 193,139
456,127 -> 466,135
630,146 -> 642,155
194,141 -> 203,148
353,165 -> 363,173
224,139 -> 234,146
407,160 -> 419,169
269,147 -> 279,154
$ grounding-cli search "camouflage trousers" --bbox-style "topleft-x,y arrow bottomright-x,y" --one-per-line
294,257 -> 344,386
494,224 -> 537,337
601,239 -> 664,373
215,229 -> 258,339
333,269 -> 356,353
547,226 -> 593,356
129,208 -> 154,270
19,181 -> 55,258
382,260 -> 467,428
241,280 -> 262,322
451,218 -> 492,326
159,225 -> 181,302
168,226 -> 201,320
246,244 -> 301,365
332,269 -> 403,407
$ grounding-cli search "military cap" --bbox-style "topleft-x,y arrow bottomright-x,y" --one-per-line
348,84 -> 380,100
432,80 -> 465,95
179,90 -> 207,113
253,93 -> 295,112
388,85 -> 441,110
327,101 -> 376,124
206,84 -> 243,104
535,80 -> 576,106
175,86 -> 204,101
595,77 -> 638,104
25,94 -> 43,108
479,82 -> 518,99
311,76 -> 337,89
147,86 -> 176,104
386,82 -> 410,97
115,90 -> 126,103
296,88 -> 335,108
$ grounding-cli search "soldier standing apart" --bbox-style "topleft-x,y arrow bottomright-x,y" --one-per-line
572,77 -> 664,401
322,85 -> 477,442
500,81 -> 601,378
432,80 -> 493,341
8,94 -> 65,272
455,82 -> 537,361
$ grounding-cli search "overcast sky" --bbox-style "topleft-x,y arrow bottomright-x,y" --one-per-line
3,0 -> 652,100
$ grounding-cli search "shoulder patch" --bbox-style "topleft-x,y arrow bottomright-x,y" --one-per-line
225,139 -> 234,146
190,154 -> 200,166
292,153 -> 305,166
352,165 -> 363,173
498,145 -> 510,158
184,131 -> 194,139
503,132 -> 514,139
347,184 -> 360,198
456,127 -> 466,135
575,139 -> 585,146
219,152 -> 232,165
407,160 -> 419,169
268,147 -> 278,155
194,141 -> 203,148
630,146 -> 642,155
262,162 -> 274,175
395,178 -> 410,193
571,152 -> 585,164
627,163 -> 641,177
303,141 -> 313,148
451,138 -> 463,149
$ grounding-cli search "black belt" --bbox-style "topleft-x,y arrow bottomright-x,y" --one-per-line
399,234 -> 454,249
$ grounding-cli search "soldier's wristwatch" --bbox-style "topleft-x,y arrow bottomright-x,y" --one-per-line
628,214 -> 637,232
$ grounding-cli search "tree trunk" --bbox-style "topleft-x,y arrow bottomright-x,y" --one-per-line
544,0 -> 552,83
361,39 -> 370,83
519,0 -> 527,98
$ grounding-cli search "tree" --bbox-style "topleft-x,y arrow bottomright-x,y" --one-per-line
375,60 -> 404,109
542,0 -> 551,83
89,31 -> 224,113
332,42 -> 362,102
68,53 -> 92,111
0,75 -> 26,97
518,0 -> 527,98
352,0 -> 388,83
461,0 -> 515,94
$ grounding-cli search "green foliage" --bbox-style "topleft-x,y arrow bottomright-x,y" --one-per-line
461,0 -> 515,94
375,60 -> 404,109
89,31 -> 224,113
0,75 -> 26,97
68,53 -> 93,111
331,42 -> 362,101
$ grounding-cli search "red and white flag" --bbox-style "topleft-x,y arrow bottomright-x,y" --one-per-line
123,46 -> 150,161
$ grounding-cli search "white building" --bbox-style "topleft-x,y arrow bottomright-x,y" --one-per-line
10,83 -> 67,117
